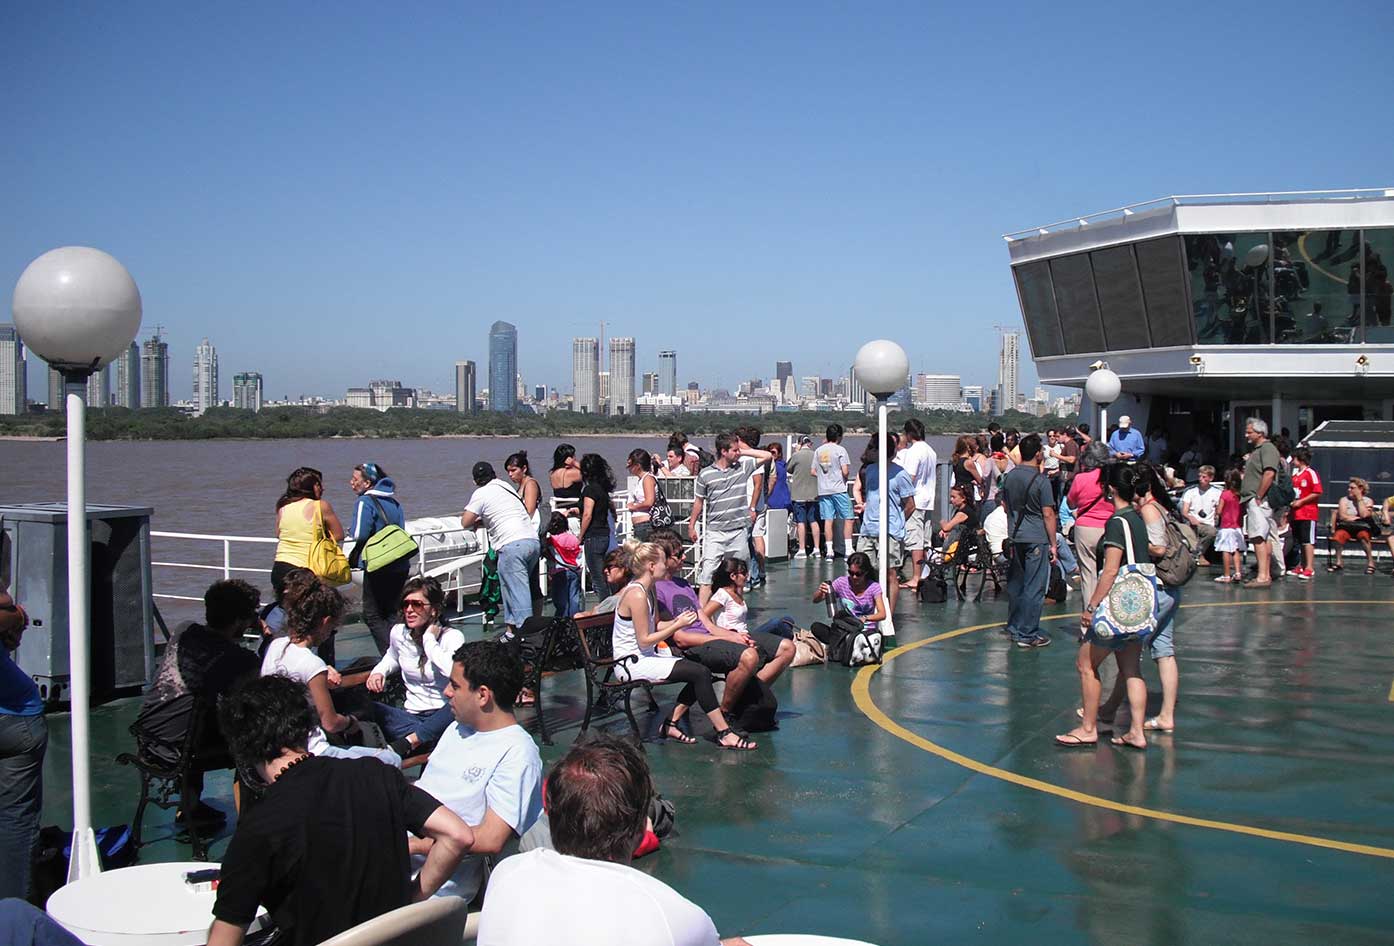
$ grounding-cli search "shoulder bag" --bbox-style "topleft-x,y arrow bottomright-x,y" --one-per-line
646,474 -> 675,530
362,496 -> 420,573
307,501 -> 352,586
1088,515 -> 1159,644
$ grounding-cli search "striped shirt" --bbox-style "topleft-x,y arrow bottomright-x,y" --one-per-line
695,460 -> 753,533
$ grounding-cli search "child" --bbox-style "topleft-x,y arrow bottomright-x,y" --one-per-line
1289,446 -> 1322,580
544,512 -> 583,617
1213,468 -> 1245,583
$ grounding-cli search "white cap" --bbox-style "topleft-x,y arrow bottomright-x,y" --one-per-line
1119,415 -> 1132,428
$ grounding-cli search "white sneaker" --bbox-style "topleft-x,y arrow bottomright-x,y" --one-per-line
794,550 -> 808,559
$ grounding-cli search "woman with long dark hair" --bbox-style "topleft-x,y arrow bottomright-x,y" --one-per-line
365,576 -> 463,759
273,468 -> 344,600
506,451 -> 542,523
550,444 -> 583,520
624,448 -> 659,540
578,453 -> 617,597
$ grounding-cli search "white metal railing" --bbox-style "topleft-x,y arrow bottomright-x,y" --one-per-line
150,531 -> 277,603
1003,187 -> 1394,242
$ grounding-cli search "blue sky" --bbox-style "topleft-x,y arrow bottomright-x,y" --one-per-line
6,1 -> 1393,402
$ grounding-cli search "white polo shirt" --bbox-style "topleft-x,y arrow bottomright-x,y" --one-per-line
465,480 -> 536,548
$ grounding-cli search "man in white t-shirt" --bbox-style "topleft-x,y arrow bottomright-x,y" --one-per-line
894,419 -> 938,588
478,735 -> 747,946
461,462 -> 542,635
412,640 -> 543,903
1180,464 -> 1222,564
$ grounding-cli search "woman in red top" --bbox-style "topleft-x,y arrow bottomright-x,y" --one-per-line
1288,446 -> 1323,579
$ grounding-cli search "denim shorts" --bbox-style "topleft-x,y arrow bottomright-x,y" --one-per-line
791,500 -> 820,524
819,492 -> 854,520
1148,586 -> 1178,660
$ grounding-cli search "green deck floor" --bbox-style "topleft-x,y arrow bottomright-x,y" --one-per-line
43,562 -> 1394,945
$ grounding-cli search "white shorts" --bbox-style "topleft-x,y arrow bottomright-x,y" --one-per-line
752,510 -> 768,539
698,528 -> 750,585
1244,499 -> 1273,540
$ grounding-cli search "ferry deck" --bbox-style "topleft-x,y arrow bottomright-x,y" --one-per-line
44,556 -> 1394,945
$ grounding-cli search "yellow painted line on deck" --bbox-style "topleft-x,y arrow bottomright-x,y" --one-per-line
1297,232 -> 1350,286
853,599 -> 1394,860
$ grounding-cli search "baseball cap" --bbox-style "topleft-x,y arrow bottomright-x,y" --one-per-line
1119,415 -> 1132,428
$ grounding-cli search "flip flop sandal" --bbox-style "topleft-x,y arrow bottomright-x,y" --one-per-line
1054,733 -> 1097,748
1327,564 -> 1344,572
1111,735 -> 1147,751
1142,718 -> 1173,733
1367,565 -> 1377,574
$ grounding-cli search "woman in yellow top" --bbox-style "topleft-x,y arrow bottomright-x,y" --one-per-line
273,467 -> 345,598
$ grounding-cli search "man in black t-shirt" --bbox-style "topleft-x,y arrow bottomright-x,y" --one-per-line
208,676 -> 475,946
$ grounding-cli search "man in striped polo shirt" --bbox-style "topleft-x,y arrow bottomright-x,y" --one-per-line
688,432 -> 774,605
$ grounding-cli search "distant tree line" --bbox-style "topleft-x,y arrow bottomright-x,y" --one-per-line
0,405 -> 1075,441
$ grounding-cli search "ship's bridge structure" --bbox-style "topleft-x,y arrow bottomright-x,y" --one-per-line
1005,189 -> 1394,446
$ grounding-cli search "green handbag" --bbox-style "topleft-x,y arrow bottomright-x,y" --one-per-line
363,496 -> 419,572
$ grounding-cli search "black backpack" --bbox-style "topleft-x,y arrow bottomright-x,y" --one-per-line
811,609 -> 864,665
1267,464 -> 1297,510
1044,562 -> 1068,603
695,446 -> 716,470
728,676 -> 779,732
917,574 -> 949,603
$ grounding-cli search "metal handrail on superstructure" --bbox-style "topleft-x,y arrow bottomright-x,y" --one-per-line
1003,187 -> 1394,241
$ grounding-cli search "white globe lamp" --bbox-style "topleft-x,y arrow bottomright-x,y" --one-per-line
12,246 -> 142,883
852,340 -> 909,641
1085,364 -> 1122,439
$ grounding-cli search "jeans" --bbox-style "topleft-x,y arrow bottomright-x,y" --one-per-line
1006,542 -> 1051,642
361,559 -> 412,656
0,899 -> 86,946
751,615 -> 797,639
583,535 -> 611,599
550,568 -> 582,618
1055,533 -> 1078,575
496,538 -> 540,628
373,702 -> 456,747
0,713 -> 47,901
747,532 -> 763,585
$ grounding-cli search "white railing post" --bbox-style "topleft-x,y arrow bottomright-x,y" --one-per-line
222,539 -> 232,582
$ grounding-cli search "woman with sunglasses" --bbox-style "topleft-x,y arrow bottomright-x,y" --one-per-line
813,551 -> 887,631
366,577 -> 464,759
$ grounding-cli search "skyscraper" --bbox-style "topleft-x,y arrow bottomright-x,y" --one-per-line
47,365 -> 63,410
775,360 -> 793,390
488,321 -> 517,413
0,324 -> 26,415
658,349 -> 678,397
454,360 -> 477,413
193,337 -> 219,414
86,364 -> 111,408
571,338 -> 600,414
641,372 -> 658,395
609,337 -> 636,416
233,372 -> 264,411
142,333 -> 170,408
114,342 -> 140,409
997,331 -> 1020,417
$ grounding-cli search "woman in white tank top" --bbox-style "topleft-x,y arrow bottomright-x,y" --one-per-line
613,541 -> 758,750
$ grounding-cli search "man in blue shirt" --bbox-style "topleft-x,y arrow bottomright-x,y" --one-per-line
0,585 -> 46,901
1107,416 -> 1146,459
853,432 -> 916,631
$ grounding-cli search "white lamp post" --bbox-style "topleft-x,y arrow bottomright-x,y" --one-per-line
853,340 -> 909,640
12,247 -> 142,882
1085,363 -> 1121,441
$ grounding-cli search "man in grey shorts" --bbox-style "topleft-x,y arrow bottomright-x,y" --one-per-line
688,432 -> 773,606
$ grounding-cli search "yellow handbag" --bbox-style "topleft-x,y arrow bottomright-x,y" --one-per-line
307,502 -> 352,585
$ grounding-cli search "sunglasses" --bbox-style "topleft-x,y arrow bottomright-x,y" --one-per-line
847,569 -> 865,578
402,599 -> 431,611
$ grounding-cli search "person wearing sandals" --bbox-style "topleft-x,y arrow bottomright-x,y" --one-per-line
366,577 -> 464,761
1093,464 -> 1181,735
1240,418 -> 1281,588
1055,464 -> 1164,751
1330,477 -> 1378,574
1212,468 -> 1246,582
611,541 -> 758,751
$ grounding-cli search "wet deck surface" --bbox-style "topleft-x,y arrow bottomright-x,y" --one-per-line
46,561 -> 1394,945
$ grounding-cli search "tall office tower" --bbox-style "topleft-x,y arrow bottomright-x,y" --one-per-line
996,331 -> 1019,416
609,337 -> 636,416
600,371 -> 611,405
142,332 -> 170,408
114,342 -> 140,408
193,337 -> 219,414
571,338 -> 600,414
641,372 -> 658,395
533,384 -> 547,402
0,324 -> 26,415
782,376 -> 798,404
800,376 -> 821,399
961,384 -> 985,412
47,365 -> 63,410
233,372 -> 264,411
86,364 -> 111,407
488,321 -> 517,413
775,360 -> 793,390
848,365 -> 871,411
658,349 -> 678,396
454,360 -> 477,413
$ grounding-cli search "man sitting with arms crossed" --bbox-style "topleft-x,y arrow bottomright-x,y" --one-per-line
478,734 -> 750,946
208,675 -> 474,946
411,640 -> 544,902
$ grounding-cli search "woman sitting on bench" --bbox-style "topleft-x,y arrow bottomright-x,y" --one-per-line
611,541 -> 758,751
366,576 -> 463,760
